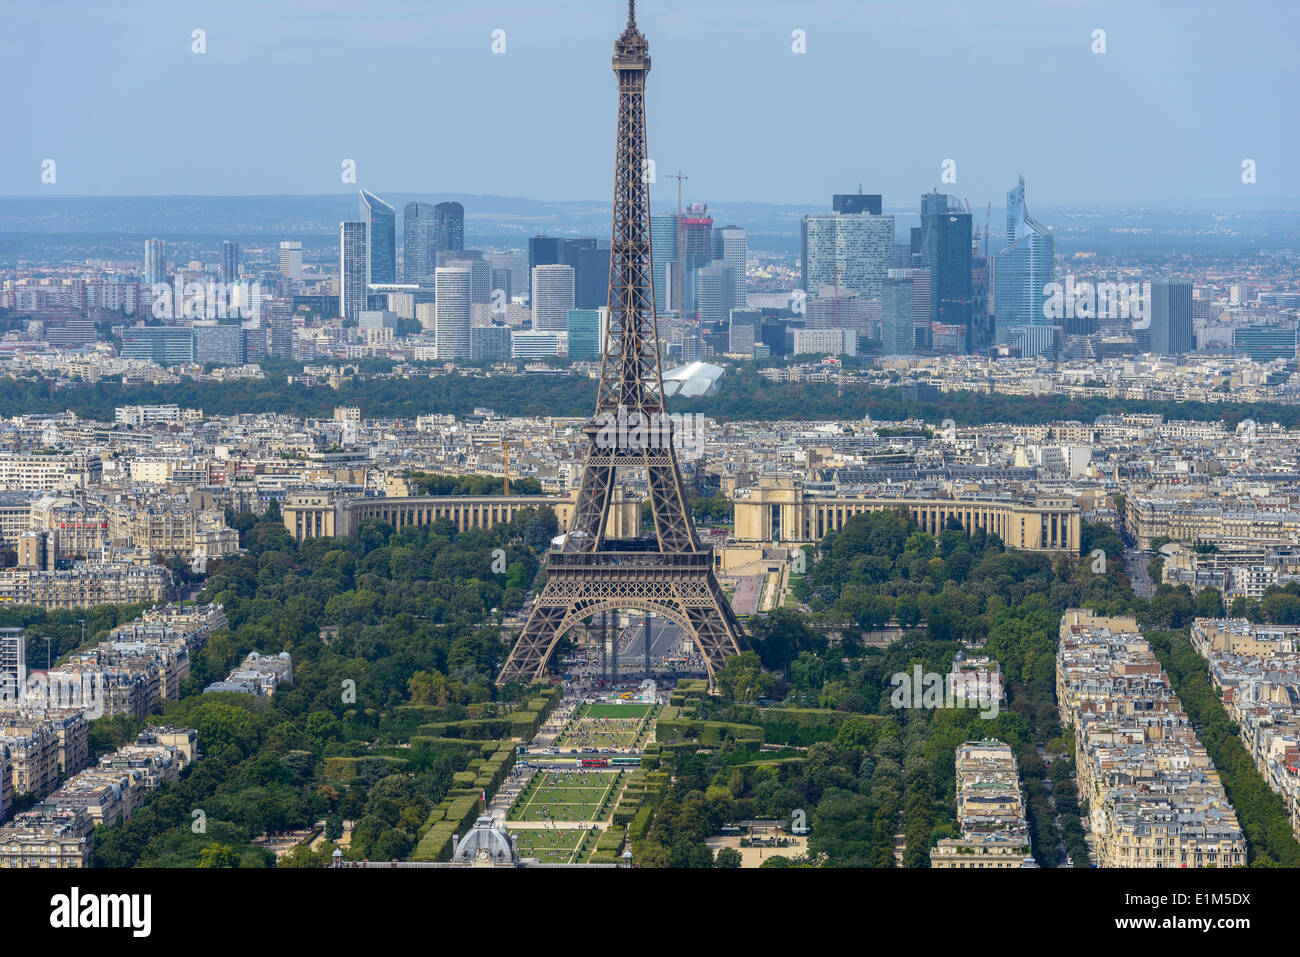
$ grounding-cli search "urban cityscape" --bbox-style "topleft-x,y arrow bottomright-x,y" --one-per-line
0,0 -> 1294,934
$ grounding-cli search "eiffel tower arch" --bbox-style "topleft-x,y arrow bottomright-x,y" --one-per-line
497,1 -> 747,689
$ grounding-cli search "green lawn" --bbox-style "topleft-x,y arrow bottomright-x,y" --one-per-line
507,770 -> 623,822
554,702 -> 653,749
510,826 -> 601,863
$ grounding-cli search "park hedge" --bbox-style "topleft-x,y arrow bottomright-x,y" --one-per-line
409,736 -> 501,757
589,824 -> 627,863
629,805 -> 654,841
322,755 -> 409,781
656,717 -> 763,749
755,707 -> 883,746
417,718 -> 514,740
412,821 -> 459,862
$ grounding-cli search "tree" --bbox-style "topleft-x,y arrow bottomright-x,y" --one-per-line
632,839 -> 670,868
809,790 -> 880,866
1195,587 -> 1225,619
714,846 -> 742,868
197,843 -> 241,868
305,711 -> 341,745
832,716 -> 877,753
714,652 -> 773,704
751,608 -> 823,673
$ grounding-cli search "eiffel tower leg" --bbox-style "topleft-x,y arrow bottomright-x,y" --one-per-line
680,581 -> 747,690
497,599 -> 565,686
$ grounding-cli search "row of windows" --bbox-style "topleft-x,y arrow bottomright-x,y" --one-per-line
801,503 -> 1074,549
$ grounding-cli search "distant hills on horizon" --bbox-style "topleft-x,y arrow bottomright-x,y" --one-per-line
2,193 -> 1299,257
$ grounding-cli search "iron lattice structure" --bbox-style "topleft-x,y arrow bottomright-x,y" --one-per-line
497,2 -> 747,688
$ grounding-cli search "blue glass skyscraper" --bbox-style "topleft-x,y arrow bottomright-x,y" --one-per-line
359,189 -> 397,285
993,177 -> 1055,338
919,192 -> 972,350
404,200 -> 464,281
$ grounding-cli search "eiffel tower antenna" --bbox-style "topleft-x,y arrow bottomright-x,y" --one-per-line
497,1 -> 747,690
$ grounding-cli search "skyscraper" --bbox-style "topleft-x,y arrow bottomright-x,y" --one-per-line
728,308 -> 761,355
677,205 -> 714,318
434,266 -> 471,360
339,221 -> 368,320
403,202 -> 438,281
713,225 -> 747,310
528,236 -> 562,271
266,299 -> 294,359
970,247 -> 990,350
650,214 -> 678,313
279,241 -> 303,280
801,206 -> 894,300
242,322 -> 268,363
567,308 -> 605,361
805,289 -> 875,339
993,177 -> 1055,338
882,276 -> 915,355
695,262 -> 736,324
144,239 -> 167,287
920,191 -> 973,351
531,264 -> 576,332
435,201 -> 464,253
219,241 -> 239,282
403,200 -> 465,281
359,189 -> 397,285
0,627 -> 23,701
1145,282 -> 1194,355
438,250 -> 492,303
486,251 -> 528,299
528,237 -> 610,309
570,242 -> 611,309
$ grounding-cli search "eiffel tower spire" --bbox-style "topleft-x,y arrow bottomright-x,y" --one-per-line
497,2 -> 746,690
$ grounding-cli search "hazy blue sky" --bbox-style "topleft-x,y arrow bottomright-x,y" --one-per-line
4,0 -> 1297,208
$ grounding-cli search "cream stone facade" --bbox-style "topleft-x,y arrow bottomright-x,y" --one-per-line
283,489 -> 640,543
733,480 -> 1080,553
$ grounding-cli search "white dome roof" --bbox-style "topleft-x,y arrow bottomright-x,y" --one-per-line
453,817 -> 517,866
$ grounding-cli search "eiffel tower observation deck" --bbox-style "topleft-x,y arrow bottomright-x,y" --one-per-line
496,1 -> 747,689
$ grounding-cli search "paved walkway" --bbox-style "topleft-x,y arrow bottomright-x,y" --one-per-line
731,575 -> 762,616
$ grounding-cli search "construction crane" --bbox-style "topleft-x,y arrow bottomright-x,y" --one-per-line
665,170 -> 687,317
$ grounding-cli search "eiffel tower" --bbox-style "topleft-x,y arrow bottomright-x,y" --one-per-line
496,0 -> 747,689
